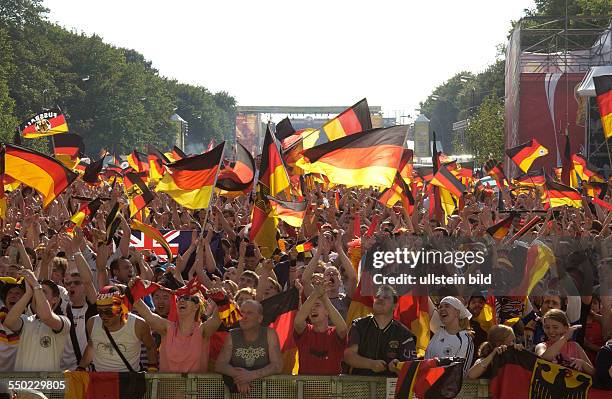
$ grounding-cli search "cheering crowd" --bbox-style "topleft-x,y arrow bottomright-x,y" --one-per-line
0,170 -> 610,394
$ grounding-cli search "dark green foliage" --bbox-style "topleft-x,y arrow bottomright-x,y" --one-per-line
0,0 -> 236,155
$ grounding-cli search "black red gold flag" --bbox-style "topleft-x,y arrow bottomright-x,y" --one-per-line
156,143 -> 225,209
514,169 -> 545,187
70,198 -> 102,228
302,98 -> 372,148
544,179 -> 582,208
490,347 -> 609,399
274,117 -> 296,141
4,144 -> 77,208
572,154 -> 604,183
593,74 -> 612,139
20,107 -> 69,138
83,157 -> 105,184
395,358 -> 464,399
64,370 -> 147,399
261,287 -> 300,352
267,196 -> 307,228
258,126 -> 291,197
484,159 -> 508,185
171,146 -> 187,160
487,212 -> 517,240
429,165 -> 466,198
127,150 -> 147,173
147,146 -> 169,182
378,172 -> 414,215
105,202 -> 122,245
53,134 -> 83,159
297,125 -> 407,188
398,149 -> 414,183
561,133 -> 576,187
393,296 -> 430,357
250,126 -> 290,257
505,139 -> 548,173
124,173 -> 154,218
215,142 -> 255,194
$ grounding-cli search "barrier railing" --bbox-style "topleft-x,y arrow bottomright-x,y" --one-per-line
0,373 -> 492,399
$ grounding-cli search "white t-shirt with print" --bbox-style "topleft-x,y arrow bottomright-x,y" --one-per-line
14,314 -> 70,371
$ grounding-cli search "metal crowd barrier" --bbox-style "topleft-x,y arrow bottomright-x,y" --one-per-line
0,373 -> 492,399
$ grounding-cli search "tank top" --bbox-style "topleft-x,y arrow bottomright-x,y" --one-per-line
229,326 -> 270,370
91,313 -> 142,372
159,321 -> 208,373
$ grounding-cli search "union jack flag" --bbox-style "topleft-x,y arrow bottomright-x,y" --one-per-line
130,230 -> 193,262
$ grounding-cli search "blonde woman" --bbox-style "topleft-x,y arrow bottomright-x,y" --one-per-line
467,325 -> 523,379
425,296 -> 474,376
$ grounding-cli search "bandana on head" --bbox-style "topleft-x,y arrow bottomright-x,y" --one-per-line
96,288 -> 128,321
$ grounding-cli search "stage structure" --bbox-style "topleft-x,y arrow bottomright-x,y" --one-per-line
505,16 -> 611,176
235,105 -> 387,156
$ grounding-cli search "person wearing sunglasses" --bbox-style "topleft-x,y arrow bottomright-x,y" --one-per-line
131,281 -> 221,373
76,286 -> 157,372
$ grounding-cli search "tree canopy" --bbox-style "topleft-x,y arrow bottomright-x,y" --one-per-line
0,0 -> 236,156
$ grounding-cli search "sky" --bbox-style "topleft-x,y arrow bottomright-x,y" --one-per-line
44,0 -> 534,120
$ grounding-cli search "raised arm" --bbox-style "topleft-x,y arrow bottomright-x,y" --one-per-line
294,287 -> 323,335
201,298 -> 221,337
24,269 -> 64,331
3,272 -> 33,333
133,298 -> 169,335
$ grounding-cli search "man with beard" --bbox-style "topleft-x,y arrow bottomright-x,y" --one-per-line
344,285 -> 417,376
76,287 -> 157,372
0,279 -> 25,371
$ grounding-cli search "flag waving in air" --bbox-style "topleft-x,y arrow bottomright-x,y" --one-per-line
156,142 -> 225,209
70,198 -> 102,228
593,74 -> 612,139
20,107 -> 69,138
124,173 -> 154,218
298,125 -> 407,188
4,144 -> 77,208
505,138 -> 548,173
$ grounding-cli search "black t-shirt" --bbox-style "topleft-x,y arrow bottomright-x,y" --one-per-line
594,342 -> 612,390
346,315 -> 417,376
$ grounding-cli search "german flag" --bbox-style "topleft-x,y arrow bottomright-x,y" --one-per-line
297,125 -> 407,188
127,150 -> 147,173
105,202 -> 122,245
156,142 -> 224,209
484,159 -> 508,185
250,127 -> 289,257
490,347 -> 609,399
259,126 -> 290,196
487,212 -> 516,240
53,134 -> 83,159
429,165 -> 466,198
70,198 -> 102,228
215,142 -> 255,194
378,172 -> 414,215
593,74 -> 612,139
147,146 -> 169,182
268,196 -> 307,228
124,173 -> 153,218
64,371 -> 147,399
572,154 -> 604,183
560,133 -> 577,187
294,237 -> 317,253
395,358 -> 464,399
514,169 -> 545,187
274,117 -> 296,141
453,161 -> 474,180
171,146 -> 187,160
4,144 -> 77,208
83,157 -> 105,184
398,149 -> 413,183
414,167 -> 433,182
130,219 -> 173,261
20,107 -> 69,138
261,287 -> 300,352
506,139 -> 548,173
302,98 -> 372,148
393,295 -> 430,357
544,179 -> 582,209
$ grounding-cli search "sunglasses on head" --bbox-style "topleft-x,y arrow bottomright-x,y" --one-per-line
98,308 -> 117,317
178,295 -> 199,304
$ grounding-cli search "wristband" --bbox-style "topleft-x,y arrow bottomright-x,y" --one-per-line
33,284 -> 43,290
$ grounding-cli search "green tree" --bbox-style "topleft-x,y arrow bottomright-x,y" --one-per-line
462,95 -> 505,165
